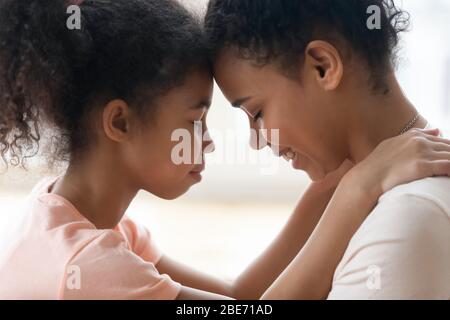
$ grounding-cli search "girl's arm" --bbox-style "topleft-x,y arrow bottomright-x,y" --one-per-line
260,169 -> 371,299
156,129 -> 450,300
261,129 -> 450,299
157,163 -> 348,299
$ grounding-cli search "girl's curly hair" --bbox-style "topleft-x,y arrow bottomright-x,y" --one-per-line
0,0 -> 210,168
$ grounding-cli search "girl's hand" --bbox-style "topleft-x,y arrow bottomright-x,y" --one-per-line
346,128 -> 450,200
312,159 -> 355,192
262,128 -> 450,300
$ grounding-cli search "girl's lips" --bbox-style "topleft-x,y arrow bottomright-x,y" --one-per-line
189,171 -> 203,182
190,165 -> 205,174
189,165 -> 205,182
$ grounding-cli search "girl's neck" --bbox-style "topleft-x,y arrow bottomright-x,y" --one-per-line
50,152 -> 138,230
345,74 -> 428,164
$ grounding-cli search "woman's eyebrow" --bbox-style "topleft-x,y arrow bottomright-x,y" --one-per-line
231,97 -> 252,108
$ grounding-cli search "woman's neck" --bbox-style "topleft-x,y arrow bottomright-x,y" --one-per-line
50,151 -> 138,230
345,74 -> 428,164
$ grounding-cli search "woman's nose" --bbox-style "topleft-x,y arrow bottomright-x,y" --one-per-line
249,119 -> 268,150
249,129 -> 269,150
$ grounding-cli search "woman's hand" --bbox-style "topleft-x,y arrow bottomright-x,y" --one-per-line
345,128 -> 450,201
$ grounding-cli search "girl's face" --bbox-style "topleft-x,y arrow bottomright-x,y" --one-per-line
213,50 -> 350,181
125,70 -> 215,199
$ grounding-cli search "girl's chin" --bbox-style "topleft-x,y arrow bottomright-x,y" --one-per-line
148,173 -> 203,200
151,185 -> 192,200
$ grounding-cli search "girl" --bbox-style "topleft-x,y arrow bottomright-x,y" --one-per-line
0,0 -> 449,300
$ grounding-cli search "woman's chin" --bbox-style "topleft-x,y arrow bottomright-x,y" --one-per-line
303,166 -> 328,182
306,171 -> 325,182
292,155 -> 327,182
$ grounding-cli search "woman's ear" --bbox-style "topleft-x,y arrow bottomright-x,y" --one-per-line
102,99 -> 132,142
304,40 -> 344,91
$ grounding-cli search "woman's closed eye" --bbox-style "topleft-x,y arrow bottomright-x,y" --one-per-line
238,104 -> 263,122
252,110 -> 263,122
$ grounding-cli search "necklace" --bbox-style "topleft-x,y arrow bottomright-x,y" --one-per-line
399,113 -> 420,135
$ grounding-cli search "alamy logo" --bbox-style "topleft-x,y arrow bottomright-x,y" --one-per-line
367,5 -> 382,30
67,5 -> 81,30
66,265 -> 81,290
170,121 -> 281,175
366,265 -> 382,290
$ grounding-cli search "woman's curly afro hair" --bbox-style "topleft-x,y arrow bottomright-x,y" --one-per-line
205,0 -> 409,92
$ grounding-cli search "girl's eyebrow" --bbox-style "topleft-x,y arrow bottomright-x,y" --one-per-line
192,99 -> 211,109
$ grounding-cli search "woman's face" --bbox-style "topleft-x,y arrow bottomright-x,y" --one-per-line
125,70 -> 215,199
214,50 -> 350,181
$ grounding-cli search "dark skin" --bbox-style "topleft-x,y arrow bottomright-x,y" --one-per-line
51,46 -> 450,299
52,70 -> 215,229
52,69 -> 350,299
213,43 -> 434,181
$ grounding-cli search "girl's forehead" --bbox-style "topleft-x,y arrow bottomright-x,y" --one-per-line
153,71 -> 213,110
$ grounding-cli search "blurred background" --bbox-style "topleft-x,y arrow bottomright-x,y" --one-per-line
0,0 -> 449,281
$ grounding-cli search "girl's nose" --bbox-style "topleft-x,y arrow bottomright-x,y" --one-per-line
203,130 -> 215,154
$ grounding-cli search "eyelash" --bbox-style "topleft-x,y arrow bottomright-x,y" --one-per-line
192,110 -> 207,123
253,110 -> 263,122
192,118 -> 204,124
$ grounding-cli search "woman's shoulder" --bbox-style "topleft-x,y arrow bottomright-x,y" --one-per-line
378,177 -> 450,218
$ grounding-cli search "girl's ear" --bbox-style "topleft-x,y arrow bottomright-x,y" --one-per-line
304,40 -> 344,91
102,99 -> 132,142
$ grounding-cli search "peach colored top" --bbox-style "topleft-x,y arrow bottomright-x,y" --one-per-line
0,177 -> 181,300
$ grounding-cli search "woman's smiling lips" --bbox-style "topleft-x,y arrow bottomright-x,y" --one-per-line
278,147 -> 304,170
278,147 -> 297,162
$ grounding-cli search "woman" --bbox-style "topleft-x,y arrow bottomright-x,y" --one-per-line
205,0 -> 450,299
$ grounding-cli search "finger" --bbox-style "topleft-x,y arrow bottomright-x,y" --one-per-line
428,160 -> 450,177
423,134 -> 450,145
429,151 -> 450,161
339,159 -> 355,171
429,142 -> 450,153
411,128 -> 441,136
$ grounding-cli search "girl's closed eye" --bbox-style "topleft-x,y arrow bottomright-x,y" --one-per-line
190,107 -> 207,124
